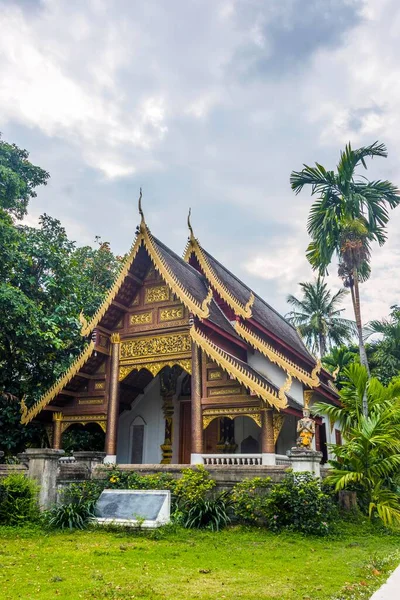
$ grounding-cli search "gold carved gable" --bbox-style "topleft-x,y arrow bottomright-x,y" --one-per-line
119,332 -> 192,381
127,266 -> 189,334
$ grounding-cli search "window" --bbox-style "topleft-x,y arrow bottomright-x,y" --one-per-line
335,429 -> 342,446
131,417 -> 145,464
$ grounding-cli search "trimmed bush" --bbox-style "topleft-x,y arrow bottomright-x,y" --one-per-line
0,473 -> 39,525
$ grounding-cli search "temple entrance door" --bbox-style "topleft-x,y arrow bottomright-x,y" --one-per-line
319,423 -> 328,464
179,401 -> 191,464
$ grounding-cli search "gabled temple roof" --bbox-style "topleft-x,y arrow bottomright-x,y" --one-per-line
184,235 -> 316,364
21,202 -> 339,426
81,219 -> 212,337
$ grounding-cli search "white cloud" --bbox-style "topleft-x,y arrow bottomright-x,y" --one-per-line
1,0 -> 400,329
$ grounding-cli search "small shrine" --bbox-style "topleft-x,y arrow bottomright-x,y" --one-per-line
21,196 -> 340,466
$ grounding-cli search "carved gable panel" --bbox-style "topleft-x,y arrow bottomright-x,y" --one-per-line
201,354 -> 255,407
124,270 -> 189,334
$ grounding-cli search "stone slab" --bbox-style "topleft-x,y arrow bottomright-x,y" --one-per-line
94,489 -> 170,528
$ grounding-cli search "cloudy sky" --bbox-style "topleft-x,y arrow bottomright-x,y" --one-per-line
1,0 -> 400,323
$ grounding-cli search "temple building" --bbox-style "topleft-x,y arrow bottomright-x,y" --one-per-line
21,202 -> 340,466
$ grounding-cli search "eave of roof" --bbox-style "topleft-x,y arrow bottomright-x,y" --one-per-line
234,320 -> 321,387
20,341 -> 96,425
190,325 -> 290,411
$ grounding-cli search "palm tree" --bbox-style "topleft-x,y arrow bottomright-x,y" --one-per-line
368,305 -> 400,384
313,364 -> 400,527
291,142 -> 400,414
286,276 -> 355,357
322,346 -> 357,388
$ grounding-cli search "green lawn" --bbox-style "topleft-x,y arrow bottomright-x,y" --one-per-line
0,523 -> 398,600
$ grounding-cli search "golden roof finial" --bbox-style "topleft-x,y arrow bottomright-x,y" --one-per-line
138,187 -> 145,232
187,207 -> 195,243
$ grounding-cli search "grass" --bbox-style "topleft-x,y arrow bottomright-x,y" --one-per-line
0,521 -> 399,600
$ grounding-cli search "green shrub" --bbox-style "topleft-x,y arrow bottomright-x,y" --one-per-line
45,499 -> 95,530
183,492 -> 231,531
174,465 -> 215,504
264,471 -> 336,536
231,477 -> 272,524
64,480 -> 107,505
0,474 -> 39,525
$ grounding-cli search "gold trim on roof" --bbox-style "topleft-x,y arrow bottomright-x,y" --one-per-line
234,320 -> 321,388
20,342 -> 96,425
81,235 -> 142,336
190,326 -> 286,410
142,227 -> 212,319
81,220 -> 212,338
184,239 -> 254,319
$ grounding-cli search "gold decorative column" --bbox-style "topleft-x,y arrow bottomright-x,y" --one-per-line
52,412 -> 63,450
160,398 -> 174,463
104,333 -> 120,460
261,408 -> 275,463
191,342 -> 203,462
159,366 -> 180,464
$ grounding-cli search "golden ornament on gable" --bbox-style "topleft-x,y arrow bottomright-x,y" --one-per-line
130,311 -> 153,325
159,306 -> 184,322
145,285 -> 170,304
120,332 -> 191,361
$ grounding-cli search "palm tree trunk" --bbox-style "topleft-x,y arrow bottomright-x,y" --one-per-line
319,332 -> 327,357
351,270 -> 369,417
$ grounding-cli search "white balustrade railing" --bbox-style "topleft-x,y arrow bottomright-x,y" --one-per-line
202,454 -> 262,466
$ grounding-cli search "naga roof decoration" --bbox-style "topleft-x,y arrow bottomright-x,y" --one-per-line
234,320 -> 321,388
21,341 -> 95,425
190,325 -> 288,410
184,219 -> 314,364
81,198 -> 212,337
184,219 -> 254,319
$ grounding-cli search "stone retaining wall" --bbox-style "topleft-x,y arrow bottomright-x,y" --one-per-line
1,449 -> 327,510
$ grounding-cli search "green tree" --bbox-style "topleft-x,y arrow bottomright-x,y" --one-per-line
322,345 -> 357,388
313,364 -> 400,527
0,135 -> 121,455
368,305 -> 400,385
291,142 -> 400,410
0,133 -> 49,219
286,276 -> 355,357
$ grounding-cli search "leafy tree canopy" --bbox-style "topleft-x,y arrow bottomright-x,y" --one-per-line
286,276 -> 355,357
0,136 -> 121,456
0,133 -> 49,219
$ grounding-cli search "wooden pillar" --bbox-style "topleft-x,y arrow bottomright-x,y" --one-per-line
190,342 -> 203,463
261,408 -> 275,465
104,333 -> 120,462
52,412 -> 63,450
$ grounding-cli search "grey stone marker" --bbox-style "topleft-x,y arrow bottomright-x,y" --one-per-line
94,489 -> 171,528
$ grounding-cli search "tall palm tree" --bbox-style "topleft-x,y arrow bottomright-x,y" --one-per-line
368,305 -> 400,384
286,276 -> 355,357
291,142 -> 400,414
322,345 -> 357,388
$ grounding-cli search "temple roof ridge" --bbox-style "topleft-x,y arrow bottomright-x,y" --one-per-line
184,233 -> 314,363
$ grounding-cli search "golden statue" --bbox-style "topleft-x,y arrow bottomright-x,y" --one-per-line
296,408 -> 315,450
